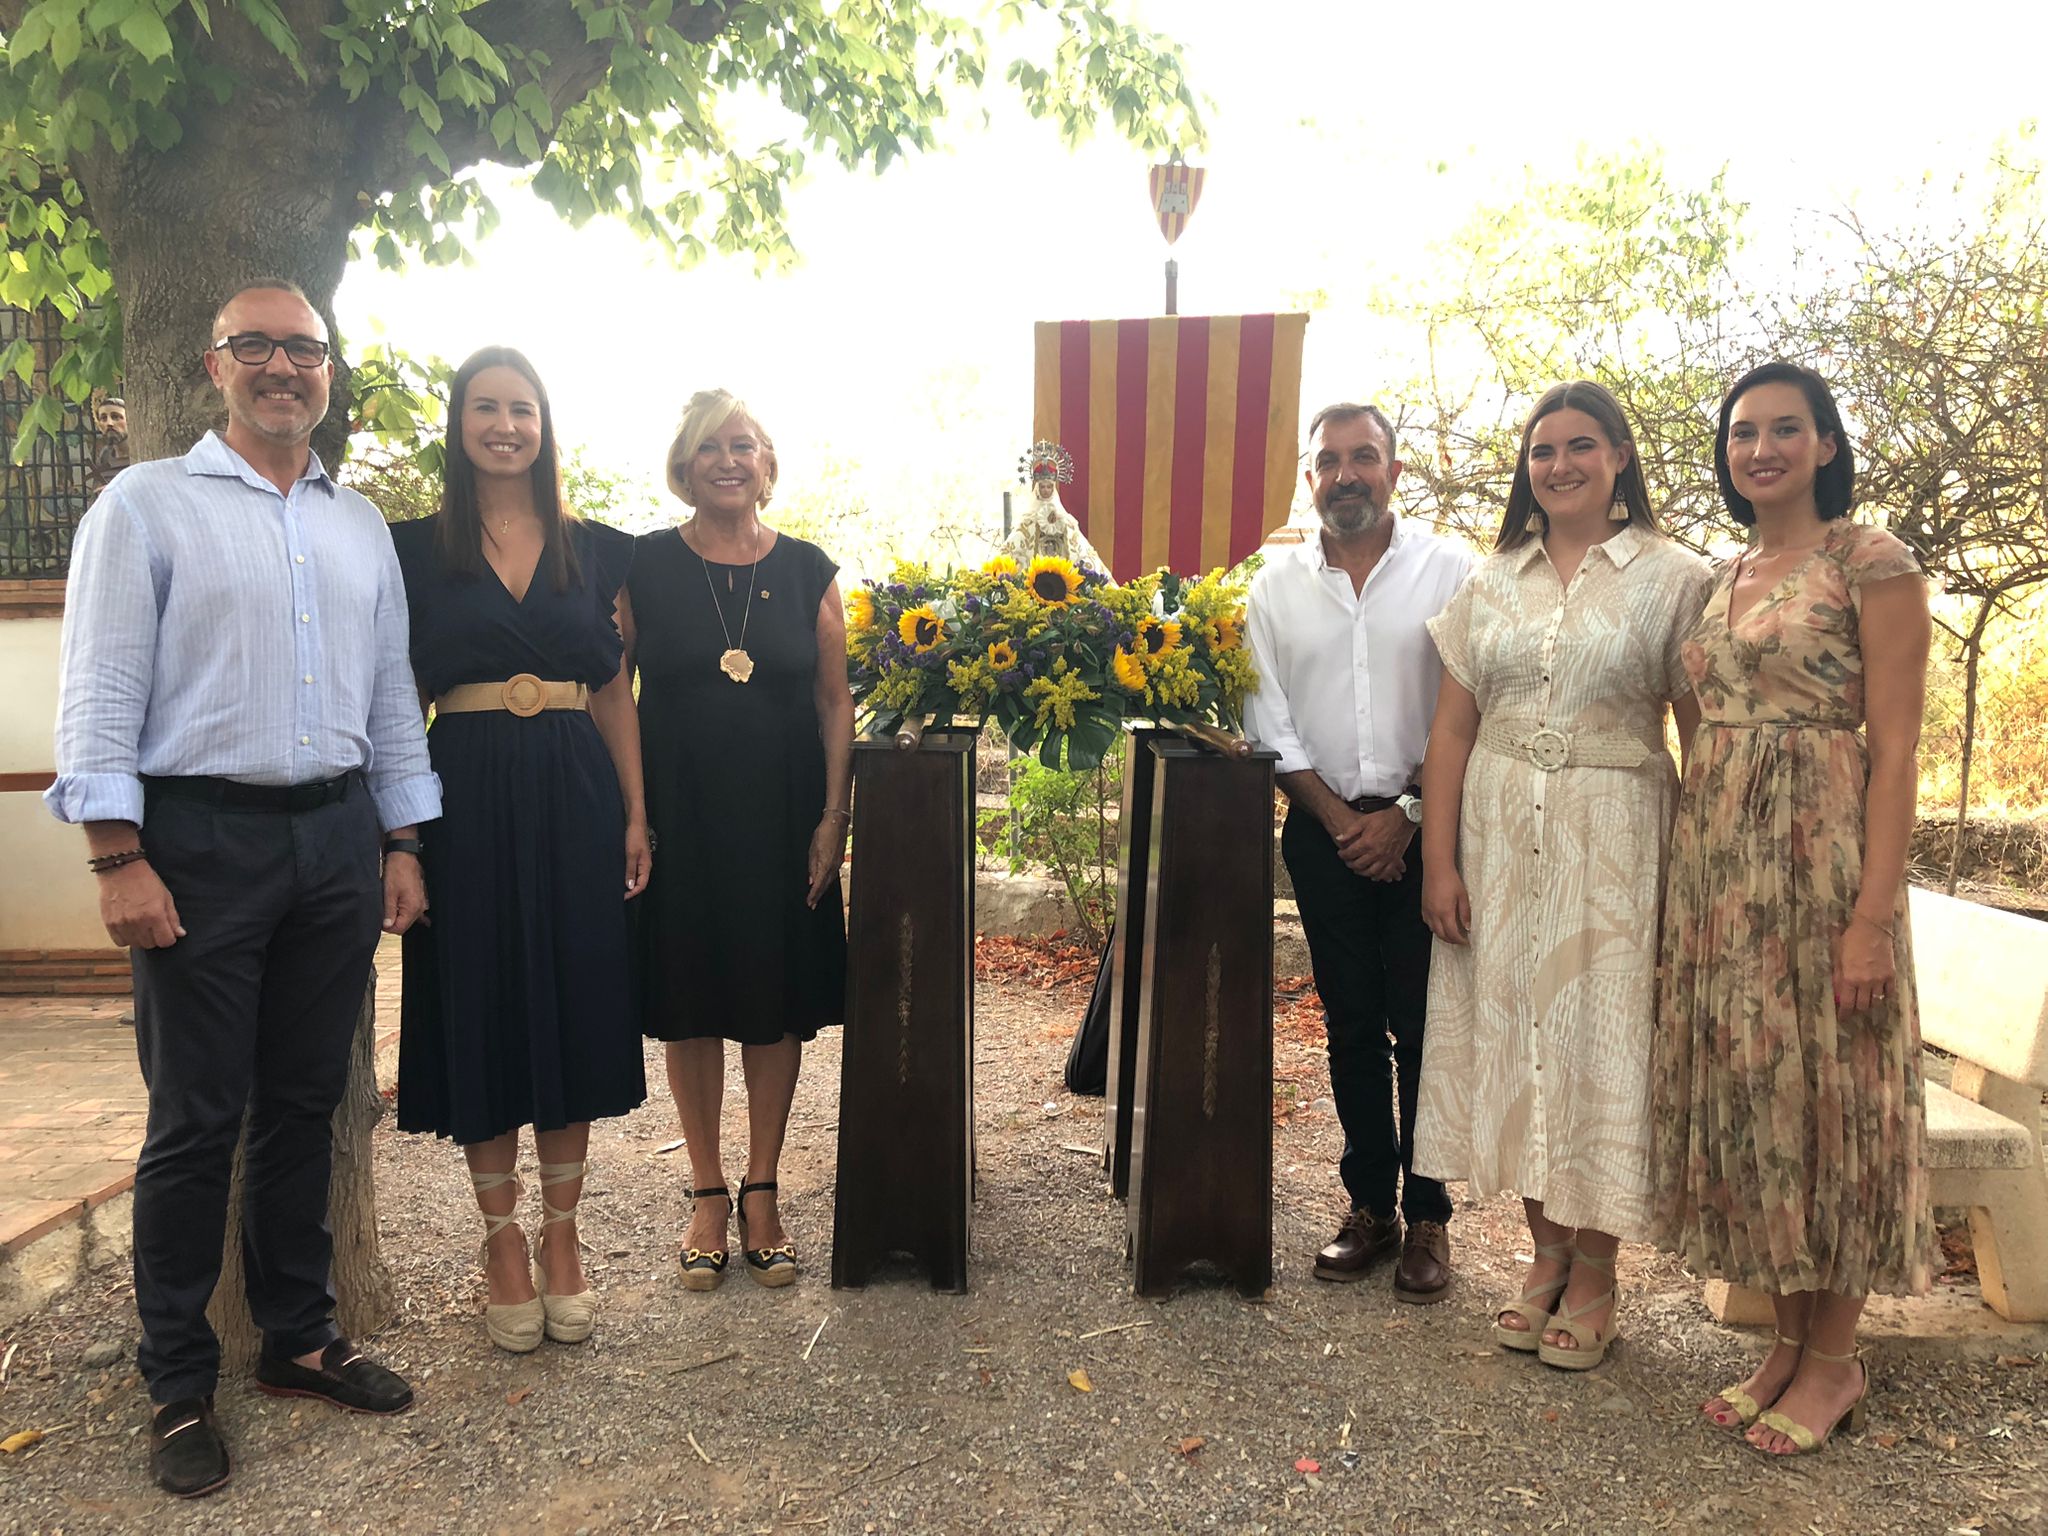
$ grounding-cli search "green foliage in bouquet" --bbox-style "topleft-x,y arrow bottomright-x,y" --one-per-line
846,554 -> 1258,771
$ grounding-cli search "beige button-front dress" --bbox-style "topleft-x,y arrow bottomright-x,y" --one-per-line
1412,525 -> 1713,1238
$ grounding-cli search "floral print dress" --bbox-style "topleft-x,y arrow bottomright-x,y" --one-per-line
1650,521 -> 1936,1297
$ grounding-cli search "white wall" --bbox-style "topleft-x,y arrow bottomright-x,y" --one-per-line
0,615 -> 104,950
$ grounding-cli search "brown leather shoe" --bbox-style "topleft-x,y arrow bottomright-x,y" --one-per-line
1313,1208 -> 1401,1282
1393,1218 -> 1451,1303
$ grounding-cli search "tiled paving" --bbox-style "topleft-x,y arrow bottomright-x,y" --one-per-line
0,937 -> 402,1259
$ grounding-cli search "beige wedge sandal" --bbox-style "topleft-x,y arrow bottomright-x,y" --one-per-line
533,1159 -> 598,1343
1493,1240 -> 1572,1353
1536,1245 -> 1619,1372
471,1170 -> 544,1354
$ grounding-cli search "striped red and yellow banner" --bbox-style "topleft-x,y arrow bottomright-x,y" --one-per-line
1032,314 -> 1309,583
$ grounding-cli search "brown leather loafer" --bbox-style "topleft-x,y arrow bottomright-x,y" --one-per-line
1313,1208 -> 1401,1282
1393,1218 -> 1452,1303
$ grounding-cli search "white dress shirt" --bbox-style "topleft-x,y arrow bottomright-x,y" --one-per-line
45,432 -> 442,832
1244,516 -> 1476,800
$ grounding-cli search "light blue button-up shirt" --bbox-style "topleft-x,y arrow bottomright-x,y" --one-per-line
45,432 -> 442,832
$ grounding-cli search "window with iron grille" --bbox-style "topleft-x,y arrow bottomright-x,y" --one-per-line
0,303 -> 120,580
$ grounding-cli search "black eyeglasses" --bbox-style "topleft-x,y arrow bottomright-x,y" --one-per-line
213,332 -> 331,368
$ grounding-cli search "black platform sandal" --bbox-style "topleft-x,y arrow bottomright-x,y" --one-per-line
679,1184 -> 731,1292
736,1180 -> 798,1288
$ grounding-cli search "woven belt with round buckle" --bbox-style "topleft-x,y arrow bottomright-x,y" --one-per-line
1525,727 -> 1570,772
502,673 -> 547,718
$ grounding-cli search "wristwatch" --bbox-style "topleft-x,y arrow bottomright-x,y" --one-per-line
383,835 -> 424,857
1395,792 -> 1423,825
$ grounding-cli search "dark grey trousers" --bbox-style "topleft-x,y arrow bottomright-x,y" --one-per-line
130,780 -> 383,1403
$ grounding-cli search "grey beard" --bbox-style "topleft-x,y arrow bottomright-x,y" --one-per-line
1320,495 -> 1384,536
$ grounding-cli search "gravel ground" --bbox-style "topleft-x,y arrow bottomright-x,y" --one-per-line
2,960 -> 2045,1536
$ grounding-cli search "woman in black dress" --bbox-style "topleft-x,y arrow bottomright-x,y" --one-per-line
625,388 -> 853,1291
392,347 -> 650,1352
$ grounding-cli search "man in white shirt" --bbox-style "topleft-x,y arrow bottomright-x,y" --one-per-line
1245,402 -> 1474,1301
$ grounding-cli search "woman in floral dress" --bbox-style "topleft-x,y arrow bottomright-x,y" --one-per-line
1415,381 -> 1711,1371
1652,362 -> 1935,1456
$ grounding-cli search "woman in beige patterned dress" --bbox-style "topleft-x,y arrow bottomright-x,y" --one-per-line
1415,381 -> 1712,1370
1652,362 -> 1934,1456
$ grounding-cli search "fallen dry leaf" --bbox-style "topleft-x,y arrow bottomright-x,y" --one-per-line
1,1429 -> 43,1454
1067,1368 -> 1093,1393
1995,1354 -> 2038,1368
1542,1409 -> 1560,1423
1179,1436 -> 1206,1457
505,1387 -> 532,1406
1875,1432 -> 1902,1449
1294,1456 -> 1320,1474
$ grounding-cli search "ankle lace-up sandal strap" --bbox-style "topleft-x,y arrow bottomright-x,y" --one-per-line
536,1159 -> 588,1226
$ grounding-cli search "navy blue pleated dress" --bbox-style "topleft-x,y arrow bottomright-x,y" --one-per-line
391,515 -> 648,1143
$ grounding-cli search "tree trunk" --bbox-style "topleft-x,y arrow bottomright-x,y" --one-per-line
75,73 -> 360,467
1946,595 -> 1996,897
206,982 -> 394,1372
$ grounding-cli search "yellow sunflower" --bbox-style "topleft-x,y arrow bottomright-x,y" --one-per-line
1135,616 -> 1182,656
898,606 -> 945,652
1024,556 -> 1083,606
845,587 -> 877,633
982,555 -> 1020,579
1110,646 -> 1149,693
1211,614 -> 1243,651
986,639 -> 1018,669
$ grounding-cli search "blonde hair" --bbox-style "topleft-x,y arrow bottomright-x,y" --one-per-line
665,388 -> 777,508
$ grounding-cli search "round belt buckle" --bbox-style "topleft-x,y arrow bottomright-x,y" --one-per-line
502,673 -> 546,717
1526,727 -> 1570,772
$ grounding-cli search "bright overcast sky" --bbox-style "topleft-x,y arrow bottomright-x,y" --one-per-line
336,0 -> 2048,549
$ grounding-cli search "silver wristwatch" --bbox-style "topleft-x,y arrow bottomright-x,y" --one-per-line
1395,792 -> 1423,825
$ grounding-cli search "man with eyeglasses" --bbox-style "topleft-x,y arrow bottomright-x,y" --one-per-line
46,279 -> 440,1499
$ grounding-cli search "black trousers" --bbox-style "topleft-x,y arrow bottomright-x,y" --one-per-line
1280,804 -> 1451,1225
130,782 -> 383,1403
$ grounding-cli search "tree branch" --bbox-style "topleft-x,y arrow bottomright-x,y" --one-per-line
353,0 -> 736,199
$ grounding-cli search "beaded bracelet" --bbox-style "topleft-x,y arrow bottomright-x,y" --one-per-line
87,847 -> 148,874
824,806 -> 852,822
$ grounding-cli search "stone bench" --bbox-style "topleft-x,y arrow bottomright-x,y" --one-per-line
1706,886 -> 2048,1325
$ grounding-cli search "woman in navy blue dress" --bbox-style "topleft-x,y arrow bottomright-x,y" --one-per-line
626,388 -> 853,1292
391,347 -> 649,1353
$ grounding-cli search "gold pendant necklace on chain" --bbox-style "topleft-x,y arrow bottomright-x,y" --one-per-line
695,520 -> 761,683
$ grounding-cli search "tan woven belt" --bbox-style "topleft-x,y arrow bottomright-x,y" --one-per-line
1476,718 -> 1662,772
434,674 -> 588,718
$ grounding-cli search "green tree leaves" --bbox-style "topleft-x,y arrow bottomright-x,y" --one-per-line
0,0 -> 1205,459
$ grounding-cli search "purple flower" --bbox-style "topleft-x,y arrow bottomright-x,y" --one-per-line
1020,663 -> 1036,680
888,583 -> 909,598
999,668 -> 1024,689
963,595 -> 982,614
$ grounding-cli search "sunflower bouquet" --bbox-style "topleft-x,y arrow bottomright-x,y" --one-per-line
845,554 -> 1258,770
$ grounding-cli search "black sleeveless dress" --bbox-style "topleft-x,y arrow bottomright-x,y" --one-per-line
390,515 -> 647,1141
629,529 -> 846,1043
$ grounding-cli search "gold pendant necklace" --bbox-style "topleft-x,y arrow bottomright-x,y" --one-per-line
695,520 -> 761,683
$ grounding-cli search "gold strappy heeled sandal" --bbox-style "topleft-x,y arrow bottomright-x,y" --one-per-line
1493,1240 -> 1572,1353
471,1170 -> 543,1354
1707,1334 -> 1805,1428
1753,1346 -> 1867,1455
1536,1245 -> 1619,1372
533,1159 -> 597,1343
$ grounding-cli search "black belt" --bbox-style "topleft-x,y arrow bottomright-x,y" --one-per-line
1347,784 -> 1418,814
142,770 -> 361,813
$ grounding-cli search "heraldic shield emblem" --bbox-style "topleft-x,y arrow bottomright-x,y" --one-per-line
1149,161 -> 1206,246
